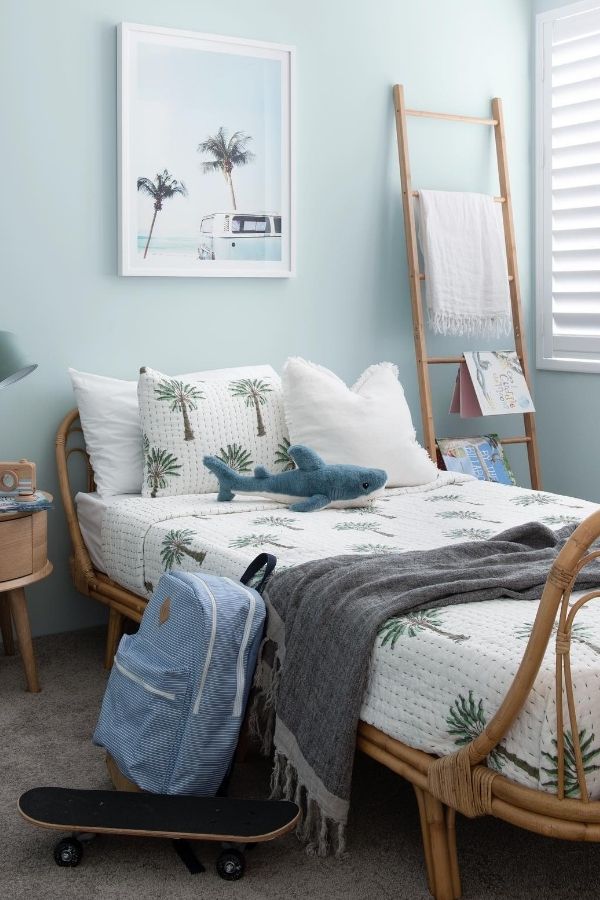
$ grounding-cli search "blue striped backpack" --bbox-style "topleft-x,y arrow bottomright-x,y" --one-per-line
93,554 -> 274,796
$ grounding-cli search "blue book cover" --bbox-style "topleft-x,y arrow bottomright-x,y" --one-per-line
437,435 -> 516,486
0,491 -> 53,514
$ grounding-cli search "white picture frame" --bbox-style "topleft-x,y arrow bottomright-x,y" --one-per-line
118,22 -> 295,278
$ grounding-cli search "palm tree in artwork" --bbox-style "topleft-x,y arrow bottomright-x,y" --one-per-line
137,169 -> 188,259
197,127 -> 255,210
154,378 -> 204,442
160,529 -> 206,570
229,378 -> 272,437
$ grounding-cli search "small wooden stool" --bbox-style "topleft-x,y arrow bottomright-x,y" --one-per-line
0,493 -> 52,692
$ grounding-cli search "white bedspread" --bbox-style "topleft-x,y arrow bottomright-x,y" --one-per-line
100,476 -> 600,797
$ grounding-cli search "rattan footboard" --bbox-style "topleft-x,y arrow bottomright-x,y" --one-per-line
56,408 -> 600,900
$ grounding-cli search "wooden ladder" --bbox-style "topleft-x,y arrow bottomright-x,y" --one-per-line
393,84 -> 542,490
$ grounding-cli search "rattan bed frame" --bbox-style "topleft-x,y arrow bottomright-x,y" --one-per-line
57,407 -> 600,899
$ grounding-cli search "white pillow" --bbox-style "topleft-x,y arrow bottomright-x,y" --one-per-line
138,365 -> 288,498
69,364 -> 282,498
282,358 -> 438,487
69,369 -> 142,497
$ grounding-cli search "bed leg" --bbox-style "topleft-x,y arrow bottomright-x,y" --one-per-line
423,791 -> 461,900
413,786 -> 435,895
445,806 -> 461,899
104,608 -> 123,670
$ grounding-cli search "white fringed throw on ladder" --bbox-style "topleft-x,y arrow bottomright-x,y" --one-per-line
416,189 -> 512,337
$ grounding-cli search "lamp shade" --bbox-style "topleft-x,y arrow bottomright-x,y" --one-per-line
0,331 -> 37,390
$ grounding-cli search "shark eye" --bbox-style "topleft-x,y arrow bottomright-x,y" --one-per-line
362,482 -> 369,490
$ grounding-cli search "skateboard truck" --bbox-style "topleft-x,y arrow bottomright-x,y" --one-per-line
172,839 -> 206,874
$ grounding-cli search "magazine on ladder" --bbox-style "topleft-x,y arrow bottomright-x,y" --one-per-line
449,351 -> 535,418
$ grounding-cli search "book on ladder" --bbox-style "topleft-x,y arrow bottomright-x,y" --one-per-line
392,84 -> 542,490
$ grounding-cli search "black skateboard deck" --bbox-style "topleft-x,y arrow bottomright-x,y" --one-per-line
19,788 -> 299,880
19,787 -> 298,841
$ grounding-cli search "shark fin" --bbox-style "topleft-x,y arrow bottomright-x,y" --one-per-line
290,494 -> 329,512
287,445 -> 324,472
254,465 -> 270,479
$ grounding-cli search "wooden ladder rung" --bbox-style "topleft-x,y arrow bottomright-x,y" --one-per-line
426,355 -> 525,365
412,191 -> 506,204
458,434 -> 531,444
418,272 -> 514,282
405,108 -> 498,126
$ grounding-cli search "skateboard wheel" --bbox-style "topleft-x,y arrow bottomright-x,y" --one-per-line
54,837 -> 83,867
216,849 -> 245,881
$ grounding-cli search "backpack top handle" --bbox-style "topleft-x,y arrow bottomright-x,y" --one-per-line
240,553 -> 277,593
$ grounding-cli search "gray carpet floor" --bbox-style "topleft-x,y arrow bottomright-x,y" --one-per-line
2,628 -> 600,899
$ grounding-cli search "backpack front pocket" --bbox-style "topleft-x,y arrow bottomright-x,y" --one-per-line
94,634 -> 189,792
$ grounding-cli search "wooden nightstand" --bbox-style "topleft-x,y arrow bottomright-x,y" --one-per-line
0,492 -> 52,692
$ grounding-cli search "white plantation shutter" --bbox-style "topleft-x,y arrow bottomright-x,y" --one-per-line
537,1 -> 600,371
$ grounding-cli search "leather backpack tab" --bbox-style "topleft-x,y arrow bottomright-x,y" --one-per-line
159,596 -> 170,625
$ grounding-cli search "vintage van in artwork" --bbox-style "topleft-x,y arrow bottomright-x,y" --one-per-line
198,213 -> 282,262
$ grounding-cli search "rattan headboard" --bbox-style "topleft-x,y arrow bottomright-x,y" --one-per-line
55,408 -> 96,592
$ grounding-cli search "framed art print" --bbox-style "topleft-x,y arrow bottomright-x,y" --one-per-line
118,23 -> 295,277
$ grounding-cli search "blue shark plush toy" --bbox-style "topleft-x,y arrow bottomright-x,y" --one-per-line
203,445 -> 388,512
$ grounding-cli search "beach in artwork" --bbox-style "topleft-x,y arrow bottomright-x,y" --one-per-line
136,236 -> 199,258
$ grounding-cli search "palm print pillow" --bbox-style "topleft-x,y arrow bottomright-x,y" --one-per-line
138,365 -> 288,498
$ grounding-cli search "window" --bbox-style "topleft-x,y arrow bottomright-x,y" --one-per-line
200,217 -> 213,234
536,1 -> 600,372
231,215 -> 270,234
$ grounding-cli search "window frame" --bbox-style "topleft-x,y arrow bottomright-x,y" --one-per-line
535,0 -> 600,373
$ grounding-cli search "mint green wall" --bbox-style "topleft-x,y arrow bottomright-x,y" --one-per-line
2,0 -> 533,636
532,0 -> 600,504
534,0 -> 566,12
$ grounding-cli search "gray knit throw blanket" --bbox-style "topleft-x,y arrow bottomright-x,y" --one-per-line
250,521 -> 600,858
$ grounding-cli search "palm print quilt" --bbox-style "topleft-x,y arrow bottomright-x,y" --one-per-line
100,473 -> 600,797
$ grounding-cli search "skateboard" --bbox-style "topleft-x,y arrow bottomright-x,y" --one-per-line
18,787 -> 299,881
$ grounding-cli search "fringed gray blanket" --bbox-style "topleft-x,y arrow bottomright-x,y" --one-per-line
251,521 -> 600,857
